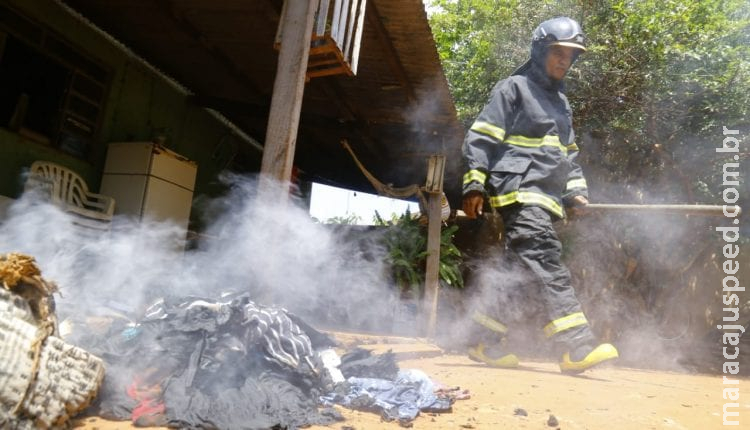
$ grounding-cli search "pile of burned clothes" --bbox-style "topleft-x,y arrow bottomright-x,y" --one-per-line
74,293 -> 457,429
78,293 -> 343,429
0,253 -> 104,429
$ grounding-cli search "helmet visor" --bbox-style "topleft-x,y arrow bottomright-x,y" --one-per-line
550,39 -> 586,52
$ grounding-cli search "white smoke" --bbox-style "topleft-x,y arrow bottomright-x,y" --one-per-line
0,174 -> 399,332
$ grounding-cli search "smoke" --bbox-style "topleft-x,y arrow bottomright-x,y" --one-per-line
2,168 -> 735,374
430,221 -> 554,358
560,201 -> 726,373
0,174 -> 399,333
433,191 -> 726,373
402,73 -> 467,207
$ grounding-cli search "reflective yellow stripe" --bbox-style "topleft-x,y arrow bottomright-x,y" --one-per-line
505,135 -> 567,154
470,124 -> 569,154
463,169 -> 487,185
566,178 -> 587,190
488,191 -> 564,218
471,311 -> 508,334
544,312 -> 588,338
471,121 -> 506,142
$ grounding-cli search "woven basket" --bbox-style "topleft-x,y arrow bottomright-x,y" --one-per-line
1,291 -> 104,429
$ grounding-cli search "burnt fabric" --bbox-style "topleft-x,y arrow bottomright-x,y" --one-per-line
81,293 -> 342,429
501,205 -> 594,347
339,347 -> 399,380
321,369 -> 453,425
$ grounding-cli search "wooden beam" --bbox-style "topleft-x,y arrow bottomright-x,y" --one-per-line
343,0 -> 358,61
315,0 -> 331,37
422,155 -> 445,339
350,0 -> 367,74
366,1 -> 415,102
260,0 -> 317,198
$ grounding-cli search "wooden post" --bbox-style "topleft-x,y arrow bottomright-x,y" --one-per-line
260,0 -> 318,201
581,203 -> 739,217
423,155 -> 445,339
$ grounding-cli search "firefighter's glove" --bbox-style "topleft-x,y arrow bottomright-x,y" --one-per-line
462,190 -> 484,219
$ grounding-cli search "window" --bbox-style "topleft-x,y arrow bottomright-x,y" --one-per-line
0,4 -> 109,160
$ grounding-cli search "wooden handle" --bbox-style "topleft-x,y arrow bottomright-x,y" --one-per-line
581,204 -> 741,217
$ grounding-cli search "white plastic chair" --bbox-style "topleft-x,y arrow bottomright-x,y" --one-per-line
24,161 -> 115,231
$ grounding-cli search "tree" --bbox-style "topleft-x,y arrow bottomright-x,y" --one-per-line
573,0 -> 750,204
428,0 -> 750,355
429,0 -> 584,124
428,0 -> 750,205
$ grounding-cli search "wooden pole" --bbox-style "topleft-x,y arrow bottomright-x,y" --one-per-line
423,155 -> 445,339
259,0 -> 317,201
582,203 -> 740,217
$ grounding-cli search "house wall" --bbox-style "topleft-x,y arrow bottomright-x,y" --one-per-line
0,0 -> 262,215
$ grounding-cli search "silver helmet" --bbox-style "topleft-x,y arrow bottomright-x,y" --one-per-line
532,17 -> 586,52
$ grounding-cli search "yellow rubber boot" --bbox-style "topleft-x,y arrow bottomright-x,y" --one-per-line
467,343 -> 519,368
560,343 -> 619,374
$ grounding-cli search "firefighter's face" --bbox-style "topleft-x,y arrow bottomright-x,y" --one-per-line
545,45 -> 578,80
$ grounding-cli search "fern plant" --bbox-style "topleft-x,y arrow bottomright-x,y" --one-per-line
438,224 -> 464,289
375,209 -> 464,297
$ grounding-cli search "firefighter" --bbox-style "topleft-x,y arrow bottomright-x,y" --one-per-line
461,16 -> 619,373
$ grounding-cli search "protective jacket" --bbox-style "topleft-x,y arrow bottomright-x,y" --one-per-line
462,63 -> 587,219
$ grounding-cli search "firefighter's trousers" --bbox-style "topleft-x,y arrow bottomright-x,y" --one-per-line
500,205 -> 595,349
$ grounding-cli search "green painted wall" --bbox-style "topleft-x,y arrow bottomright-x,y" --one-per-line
0,0 -> 262,214
0,127 -> 94,195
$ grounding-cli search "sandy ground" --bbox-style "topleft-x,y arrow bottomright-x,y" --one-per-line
72,333 -> 750,430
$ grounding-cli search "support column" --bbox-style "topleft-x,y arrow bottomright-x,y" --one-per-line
423,155 -> 446,338
259,0 -> 317,202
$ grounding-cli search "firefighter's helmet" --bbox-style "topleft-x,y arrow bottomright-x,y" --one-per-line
532,17 -> 586,52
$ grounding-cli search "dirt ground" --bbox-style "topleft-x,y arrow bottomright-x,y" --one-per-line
72,333 -> 749,430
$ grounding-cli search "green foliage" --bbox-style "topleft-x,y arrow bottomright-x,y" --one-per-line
438,224 -> 464,288
428,0 -> 750,205
312,213 -> 362,225
375,209 -> 428,296
574,0 -> 750,203
371,211 -> 403,225
375,209 -> 465,296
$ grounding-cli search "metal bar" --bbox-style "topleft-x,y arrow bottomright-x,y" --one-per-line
582,203 -> 741,217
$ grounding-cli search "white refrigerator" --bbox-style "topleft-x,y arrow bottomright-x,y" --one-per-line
100,142 -> 197,237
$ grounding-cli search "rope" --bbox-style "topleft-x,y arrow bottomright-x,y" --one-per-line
0,253 -> 57,295
1,253 -> 39,289
340,139 -> 426,207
